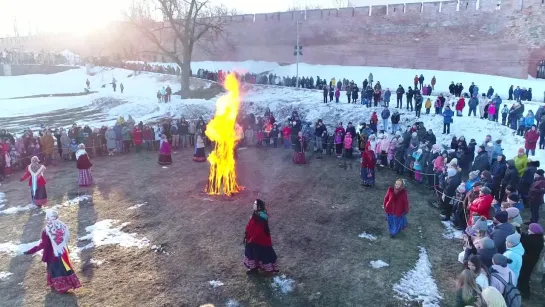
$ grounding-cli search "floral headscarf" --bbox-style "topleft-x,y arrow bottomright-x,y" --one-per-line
44,209 -> 70,257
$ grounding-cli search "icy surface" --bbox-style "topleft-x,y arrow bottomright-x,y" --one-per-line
441,221 -> 464,240
0,271 -> 13,280
127,203 -> 148,210
358,232 -> 377,241
0,204 -> 37,215
393,247 -> 443,307
78,220 -> 150,250
0,241 -> 40,256
271,275 -> 295,294
208,280 -> 224,288
370,260 -> 389,269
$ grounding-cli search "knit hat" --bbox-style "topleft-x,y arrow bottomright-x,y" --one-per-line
507,193 -> 519,203
492,253 -> 511,267
447,168 -> 456,178
457,184 -> 466,194
506,207 -> 519,219
480,237 -> 495,249
506,232 -> 521,246
529,223 -> 544,234
482,287 -> 506,307
494,211 -> 508,223
395,131 -> 401,136
537,169 -> 545,177
473,217 -> 488,232
412,132 -> 417,137
480,186 -> 491,195
469,170 -> 480,180
449,158 -> 458,166
472,182 -> 483,188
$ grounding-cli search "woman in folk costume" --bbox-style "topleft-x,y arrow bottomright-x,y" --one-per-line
76,144 -> 93,187
292,131 -> 307,165
193,130 -> 207,162
361,142 -> 377,187
343,131 -> 353,158
158,134 -> 173,165
383,179 -> 409,238
24,209 -> 81,293
244,199 -> 279,275
20,156 -> 47,206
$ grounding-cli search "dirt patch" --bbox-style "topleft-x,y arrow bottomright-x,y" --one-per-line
0,148 -> 543,307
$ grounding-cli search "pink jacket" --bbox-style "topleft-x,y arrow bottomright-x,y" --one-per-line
380,138 -> 390,153
343,135 -> 353,150
488,104 -> 496,115
433,156 -> 445,171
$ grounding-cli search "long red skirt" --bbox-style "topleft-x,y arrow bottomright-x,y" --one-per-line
46,257 -> 81,293
292,152 -> 306,164
78,169 -> 94,187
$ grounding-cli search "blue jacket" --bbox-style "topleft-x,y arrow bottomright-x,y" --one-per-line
493,96 -> 502,107
473,86 -> 479,96
491,144 -> 503,161
524,115 -> 535,128
465,177 -> 480,192
514,88 -> 521,97
381,109 -> 390,119
504,243 -> 525,283
384,90 -> 391,102
412,152 -> 423,171
501,107 -> 509,115
114,125 -> 123,141
443,109 -> 454,124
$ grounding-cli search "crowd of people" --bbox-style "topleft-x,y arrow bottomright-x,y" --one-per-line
0,48 -> 73,65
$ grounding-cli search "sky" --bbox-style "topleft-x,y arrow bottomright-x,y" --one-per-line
0,0 -> 437,36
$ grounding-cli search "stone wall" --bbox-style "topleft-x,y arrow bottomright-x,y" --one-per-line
0,64 -> 78,76
1,0 -> 544,78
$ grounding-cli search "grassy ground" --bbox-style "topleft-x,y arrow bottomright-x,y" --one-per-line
0,146 -> 543,307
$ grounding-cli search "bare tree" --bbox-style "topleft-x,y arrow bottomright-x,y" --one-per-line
127,0 -> 232,97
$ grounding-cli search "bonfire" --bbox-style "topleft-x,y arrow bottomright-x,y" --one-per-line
205,73 -> 243,196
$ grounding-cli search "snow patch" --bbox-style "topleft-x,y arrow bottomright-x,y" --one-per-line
0,271 -> 13,280
127,203 -> 148,210
441,221 -> 464,240
78,219 -> 150,250
49,195 -> 92,211
0,192 -> 6,208
208,280 -> 224,288
370,260 -> 389,269
393,247 -> 443,307
271,275 -> 295,294
0,240 -> 40,256
358,232 -> 377,241
162,166 -> 168,169
0,204 -> 37,215
225,299 -> 241,307
89,259 -> 104,266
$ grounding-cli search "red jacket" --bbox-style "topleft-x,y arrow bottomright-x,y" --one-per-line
334,127 -> 345,135
20,166 -> 46,187
26,230 -> 57,263
143,128 -> 153,141
468,194 -> 493,224
132,128 -> 143,145
370,113 -> 379,124
281,127 -> 291,140
456,98 -> 465,111
413,76 -> 418,84
525,129 -> 539,150
245,215 -> 272,246
77,153 -> 93,169
361,150 -> 376,169
384,187 -> 409,217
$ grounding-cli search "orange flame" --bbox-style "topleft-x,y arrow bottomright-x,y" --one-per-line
205,73 -> 243,196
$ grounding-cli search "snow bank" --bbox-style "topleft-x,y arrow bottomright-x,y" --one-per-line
0,192 -> 5,209
370,260 -> 389,269
0,240 -> 40,256
0,204 -> 37,215
0,271 -> 13,280
78,219 -> 150,250
358,232 -> 377,241
441,221 -> 464,240
127,203 -> 148,210
393,247 -> 443,307
271,275 -> 295,294
48,195 -> 92,211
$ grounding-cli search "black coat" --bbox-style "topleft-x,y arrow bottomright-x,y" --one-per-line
472,151 -> 490,172
445,171 -> 462,199
501,160 -> 520,188
425,133 -> 436,145
519,162 -> 539,195
491,159 -> 507,189
391,113 -> 400,124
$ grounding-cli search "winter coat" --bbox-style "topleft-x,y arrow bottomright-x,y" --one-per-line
132,128 -> 143,145
387,138 -> 398,161
472,151 -> 490,172
524,129 -> 539,150
344,134 -> 353,150
468,97 -> 479,108
524,115 -> 535,128
383,187 -> 409,217
513,155 -> 528,177
504,243 -> 525,282
520,233 -> 544,280
412,152 -> 423,171
391,113 -> 400,124
381,109 -> 390,120
490,159 -> 507,188
443,109 -> 454,124
501,160 -> 520,188
490,223 -> 515,254
490,265 -> 517,292
424,98 -> 431,109
396,86 -> 405,96
528,176 -> 545,206
456,98 -> 465,111
468,194 -> 493,221
76,152 -> 93,169
414,95 -> 423,110
519,161 -> 538,195
491,144 -> 503,161
384,90 -> 391,102
477,245 -> 497,268
39,135 -> 55,155
106,129 -> 116,149
488,104 -> 496,116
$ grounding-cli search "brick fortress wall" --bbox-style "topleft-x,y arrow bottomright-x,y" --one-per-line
1,0 -> 545,79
